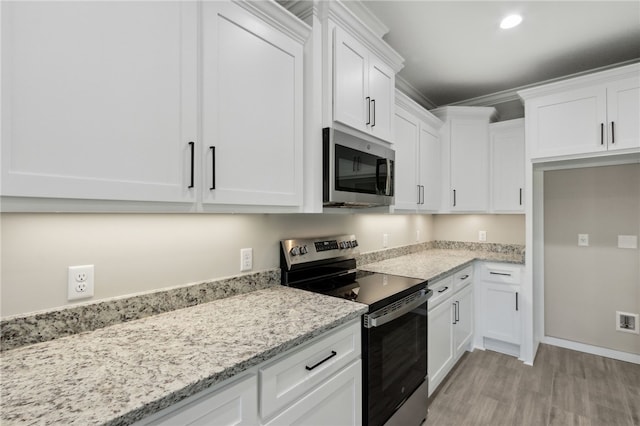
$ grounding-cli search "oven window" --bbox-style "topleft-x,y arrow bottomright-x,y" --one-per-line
334,144 -> 393,195
365,303 -> 427,426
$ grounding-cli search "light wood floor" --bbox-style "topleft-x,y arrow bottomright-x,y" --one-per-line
425,344 -> 640,426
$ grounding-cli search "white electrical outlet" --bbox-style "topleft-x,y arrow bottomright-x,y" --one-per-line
479,231 -> 487,242
578,234 -> 589,247
383,233 -> 389,248
240,248 -> 253,272
68,265 -> 94,301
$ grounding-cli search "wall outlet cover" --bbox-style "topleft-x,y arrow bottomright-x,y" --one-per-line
478,231 -> 487,242
616,311 -> 639,334
68,265 -> 94,301
578,234 -> 589,247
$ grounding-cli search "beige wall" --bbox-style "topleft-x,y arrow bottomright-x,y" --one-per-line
433,214 -> 525,244
544,164 -> 640,355
0,213 -> 434,317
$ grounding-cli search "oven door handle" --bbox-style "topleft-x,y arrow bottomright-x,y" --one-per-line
364,288 -> 432,328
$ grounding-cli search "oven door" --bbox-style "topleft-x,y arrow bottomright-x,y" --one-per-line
363,288 -> 430,426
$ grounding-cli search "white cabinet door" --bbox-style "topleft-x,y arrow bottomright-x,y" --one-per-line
393,109 -> 420,211
1,1 -> 198,202
201,2 -> 303,207
334,28 -> 368,135
427,298 -> 454,396
142,374 -> 258,426
482,283 -> 521,345
263,360 -> 362,426
606,76 -> 640,151
368,56 -> 395,142
490,119 -> 525,213
419,124 -> 442,211
529,86 -> 607,158
453,284 -> 474,357
450,120 -> 489,211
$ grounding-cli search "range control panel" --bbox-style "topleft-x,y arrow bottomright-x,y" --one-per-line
281,234 -> 359,270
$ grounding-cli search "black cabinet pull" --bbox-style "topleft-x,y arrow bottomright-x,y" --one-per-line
600,123 -> 604,145
371,99 -> 376,127
209,146 -> 216,190
365,97 -> 371,125
515,292 -> 519,311
453,189 -> 456,207
519,188 -> 523,206
305,351 -> 337,371
490,271 -> 512,276
611,122 -> 615,144
188,141 -> 195,189
459,274 -> 469,280
438,286 -> 449,293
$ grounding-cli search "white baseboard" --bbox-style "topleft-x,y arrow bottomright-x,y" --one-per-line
542,336 -> 640,364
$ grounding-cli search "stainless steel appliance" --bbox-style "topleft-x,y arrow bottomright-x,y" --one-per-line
323,127 -> 395,208
280,235 -> 431,426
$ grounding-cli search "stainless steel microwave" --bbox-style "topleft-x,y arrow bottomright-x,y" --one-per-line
323,127 -> 395,208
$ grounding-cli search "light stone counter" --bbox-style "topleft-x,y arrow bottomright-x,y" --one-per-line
0,286 -> 367,426
359,248 -> 524,283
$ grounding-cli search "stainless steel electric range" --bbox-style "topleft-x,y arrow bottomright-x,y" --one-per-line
280,234 -> 432,426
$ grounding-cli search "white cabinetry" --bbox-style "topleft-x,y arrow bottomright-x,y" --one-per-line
427,265 -> 474,396
136,320 -> 362,426
200,1 -> 304,208
1,1 -> 198,204
142,374 -> 258,426
431,107 -> 497,212
334,27 -> 395,143
519,63 -> 640,160
489,119 -> 525,213
1,1 -> 308,212
476,262 -> 523,358
393,91 -> 442,212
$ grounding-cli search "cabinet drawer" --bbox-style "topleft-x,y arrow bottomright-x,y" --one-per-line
481,263 -> 521,285
453,265 -> 473,291
259,320 -> 361,419
427,276 -> 454,310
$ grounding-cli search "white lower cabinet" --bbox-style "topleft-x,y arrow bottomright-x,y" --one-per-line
135,319 -> 361,426
142,374 -> 258,426
263,360 -> 362,426
427,265 -> 474,396
476,262 -> 523,357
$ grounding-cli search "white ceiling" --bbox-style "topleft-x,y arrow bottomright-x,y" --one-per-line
359,1 -> 640,109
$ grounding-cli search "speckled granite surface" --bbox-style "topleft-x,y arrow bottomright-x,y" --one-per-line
359,246 -> 524,283
1,269 -> 280,351
0,286 -> 367,426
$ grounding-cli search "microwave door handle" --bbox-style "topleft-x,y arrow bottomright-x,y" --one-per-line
386,159 -> 392,194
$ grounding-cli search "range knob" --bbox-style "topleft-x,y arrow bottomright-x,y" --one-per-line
299,245 -> 308,255
290,246 -> 300,256
351,239 -> 358,247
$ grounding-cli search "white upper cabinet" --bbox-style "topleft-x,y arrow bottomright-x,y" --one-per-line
490,119 -> 525,213
393,91 -> 442,212
201,1 -> 305,208
1,1 -> 309,212
432,106 -> 497,213
1,1 -> 198,203
334,27 -> 395,142
519,63 -> 640,161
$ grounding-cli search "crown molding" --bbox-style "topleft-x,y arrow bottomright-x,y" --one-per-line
395,90 -> 443,129
340,0 -> 389,39
395,75 -> 438,111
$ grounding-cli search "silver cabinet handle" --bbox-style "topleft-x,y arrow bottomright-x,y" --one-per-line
365,97 -> 371,125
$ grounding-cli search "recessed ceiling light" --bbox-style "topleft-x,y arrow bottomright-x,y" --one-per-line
500,14 -> 522,29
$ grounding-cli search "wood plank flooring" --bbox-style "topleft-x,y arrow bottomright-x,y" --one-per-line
425,344 -> 640,426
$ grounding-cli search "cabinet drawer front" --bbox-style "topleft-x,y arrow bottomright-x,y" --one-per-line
427,276 -> 454,310
142,374 -> 258,426
453,265 -> 473,291
481,263 -> 521,285
259,320 -> 361,419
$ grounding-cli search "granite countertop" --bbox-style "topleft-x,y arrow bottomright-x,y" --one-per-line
359,248 -> 524,282
0,286 -> 367,426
